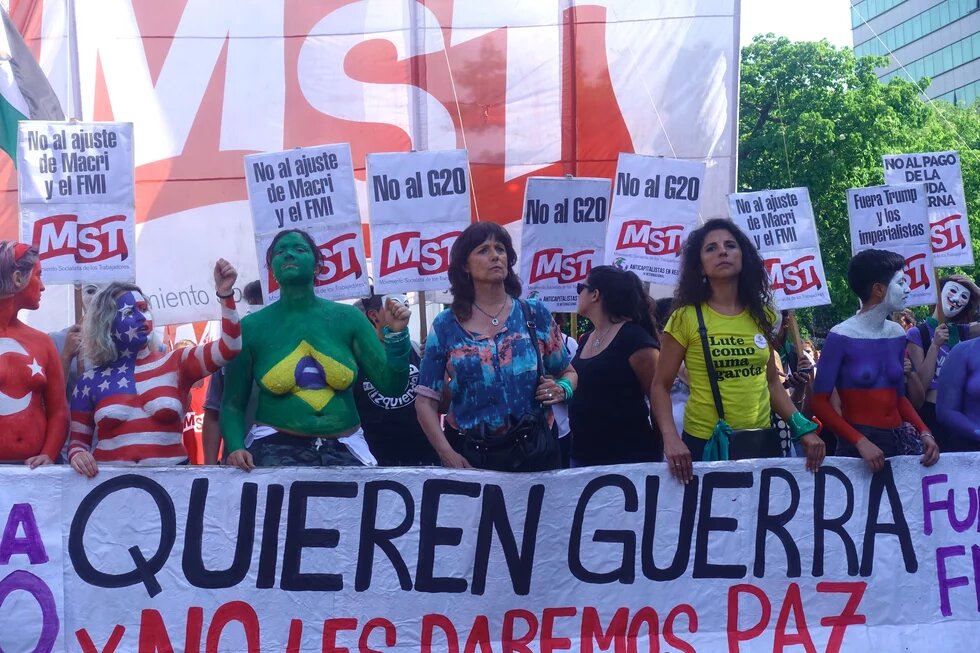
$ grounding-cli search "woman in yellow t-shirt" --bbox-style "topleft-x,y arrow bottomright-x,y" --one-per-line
651,219 -> 825,482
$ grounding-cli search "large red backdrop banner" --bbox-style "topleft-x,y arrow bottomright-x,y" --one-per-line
4,0 -> 739,325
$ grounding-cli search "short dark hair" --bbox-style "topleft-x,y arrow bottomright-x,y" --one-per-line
243,280 -> 263,305
361,285 -> 383,313
448,222 -> 521,320
847,249 -> 905,303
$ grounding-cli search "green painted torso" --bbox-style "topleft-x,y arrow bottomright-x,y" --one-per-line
243,299 -> 370,437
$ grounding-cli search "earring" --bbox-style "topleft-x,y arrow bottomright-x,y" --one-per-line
702,274 -> 707,284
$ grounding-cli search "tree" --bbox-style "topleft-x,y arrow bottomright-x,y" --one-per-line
738,34 -> 980,333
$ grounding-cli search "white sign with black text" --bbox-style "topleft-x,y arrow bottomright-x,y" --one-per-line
366,150 -> 472,294
18,122 -> 135,284
520,176 -> 610,312
729,188 -> 830,310
847,184 -> 935,307
244,143 -> 368,302
883,151 -> 972,267
604,154 -> 705,284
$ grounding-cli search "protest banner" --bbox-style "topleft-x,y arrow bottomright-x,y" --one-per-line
519,176 -> 610,312
2,456 -> 979,652
366,150 -> 471,294
729,187 -> 831,310
244,143 -> 368,303
604,154 -> 705,284
883,151 -> 972,267
17,122 -> 134,284
1,3 -> 740,327
847,184 -> 936,306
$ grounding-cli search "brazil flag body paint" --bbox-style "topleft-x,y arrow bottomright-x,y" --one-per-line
220,231 -> 409,452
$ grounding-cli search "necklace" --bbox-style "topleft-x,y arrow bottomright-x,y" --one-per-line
473,299 -> 509,326
591,323 -> 613,351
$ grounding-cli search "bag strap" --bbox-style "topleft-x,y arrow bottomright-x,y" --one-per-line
917,323 -> 932,353
694,304 -> 726,421
518,299 -> 546,378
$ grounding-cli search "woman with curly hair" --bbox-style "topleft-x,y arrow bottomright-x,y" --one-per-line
651,219 -> 824,482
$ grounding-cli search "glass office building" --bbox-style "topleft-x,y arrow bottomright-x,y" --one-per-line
852,0 -> 980,104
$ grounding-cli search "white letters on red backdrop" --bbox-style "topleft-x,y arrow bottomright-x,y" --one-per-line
2,457 -> 980,651
17,121 -> 135,284
365,149 -> 470,294
1,0 -> 739,326
519,176 -> 610,312
244,143 -> 369,303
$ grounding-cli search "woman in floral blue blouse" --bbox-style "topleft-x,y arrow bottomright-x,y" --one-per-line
416,223 -> 576,469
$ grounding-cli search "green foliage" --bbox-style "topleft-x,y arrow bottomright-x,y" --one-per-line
739,34 -> 980,334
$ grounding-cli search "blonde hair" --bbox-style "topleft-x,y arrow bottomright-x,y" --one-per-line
82,282 -> 156,366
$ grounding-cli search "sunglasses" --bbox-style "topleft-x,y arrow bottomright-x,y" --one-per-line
576,282 -> 591,294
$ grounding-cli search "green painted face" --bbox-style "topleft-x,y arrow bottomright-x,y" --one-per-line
271,232 -> 317,284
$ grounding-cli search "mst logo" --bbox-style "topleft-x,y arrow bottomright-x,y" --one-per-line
32,214 -> 129,263
615,220 -> 685,256
905,252 -> 931,291
529,248 -> 593,284
764,255 -> 822,295
267,232 -> 362,293
931,215 -> 967,253
380,231 -> 460,276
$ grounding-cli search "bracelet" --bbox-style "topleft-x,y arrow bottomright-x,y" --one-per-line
383,328 -> 409,343
787,411 -> 820,442
555,378 -> 574,402
215,290 -> 234,299
920,432 -> 935,440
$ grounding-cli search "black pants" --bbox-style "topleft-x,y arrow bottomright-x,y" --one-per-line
682,432 -> 708,461
834,424 -> 899,458
249,433 -> 363,467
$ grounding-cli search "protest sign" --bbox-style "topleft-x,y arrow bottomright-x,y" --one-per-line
729,188 -> 830,310
366,150 -> 472,294
847,184 -> 935,306
3,2 -> 741,326
244,143 -> 368,303
883,151 -> 973,267
604,154 -> 705,284
2,456 -> 980,652
17,122 -> 134,284
519,176 -> 610,311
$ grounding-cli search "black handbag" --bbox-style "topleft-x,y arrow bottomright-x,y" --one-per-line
694,304 -> 782,460
460,300 -> 561,472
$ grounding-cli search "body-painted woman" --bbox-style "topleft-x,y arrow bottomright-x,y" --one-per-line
936,335 -> 980,450
68,260 -> 240,476
812,249 -> 939,471
0,242 -> 68,466
221,229 -> 411,470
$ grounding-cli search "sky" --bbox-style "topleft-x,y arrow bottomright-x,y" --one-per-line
740,0 -> 853,48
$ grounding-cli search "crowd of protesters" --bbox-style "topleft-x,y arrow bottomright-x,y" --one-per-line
1,218 -> 977,476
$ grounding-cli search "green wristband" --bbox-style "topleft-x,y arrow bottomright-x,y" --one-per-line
788,411 -> 819,442
556,378 -> 573,401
